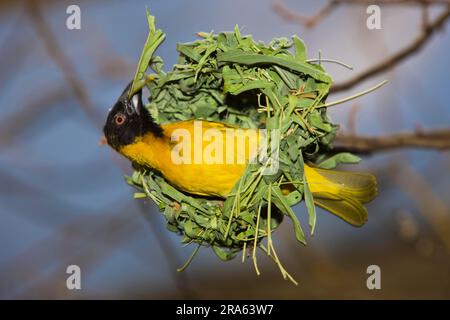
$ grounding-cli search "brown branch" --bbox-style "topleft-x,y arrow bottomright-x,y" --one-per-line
346,103 -> 361,135
334,128 -> 450,152
392,163 -> 450,253
0,86 -> 69,146
137,202 -> 196,299
330,0 -> 450,4
273,0 -> 450,28
331,6 -> 450,92
421,2 -> 430,30
273,1 -> 450,93
27,0 -> 101,125
272,1 -> 338,29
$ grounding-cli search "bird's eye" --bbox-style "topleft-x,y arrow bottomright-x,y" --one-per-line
114,113 -> 126,125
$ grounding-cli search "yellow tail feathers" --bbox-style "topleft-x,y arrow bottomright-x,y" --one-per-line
304,165 -> 377,227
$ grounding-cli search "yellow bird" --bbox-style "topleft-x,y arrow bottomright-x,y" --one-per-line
103,85 -> 377,227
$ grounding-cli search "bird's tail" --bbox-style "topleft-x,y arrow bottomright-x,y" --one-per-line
304,165 -> 377,226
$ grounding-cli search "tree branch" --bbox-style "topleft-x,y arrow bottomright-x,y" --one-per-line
329,0 -> 450,5
331,6 -> 450,92
273,1 -> 450,93
334,128 -> 450,153
392,163 -> 450,253
272,1 -> 338,29
273,0 -> 450,29
27,0 -> 101,124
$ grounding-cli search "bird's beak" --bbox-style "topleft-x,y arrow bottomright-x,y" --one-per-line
99,135 -> 108,146
131,92 -> 141,115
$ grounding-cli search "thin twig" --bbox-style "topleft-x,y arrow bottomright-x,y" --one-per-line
392,163 -> 450,253
273,1 -> 450,93
0,86 -> 69,146
274,0 -> 450,28
273,1 -> 338,29
331,6 -> 450,92
334,128 -> 450,152
27,0 -> 101,124
347,103 -> 361,135
138,202 -> 196,299
328,0 -> 450,5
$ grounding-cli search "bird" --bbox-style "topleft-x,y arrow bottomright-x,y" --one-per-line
103,82 -> 377,227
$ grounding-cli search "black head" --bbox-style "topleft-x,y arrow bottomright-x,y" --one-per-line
103,81 -> 163,150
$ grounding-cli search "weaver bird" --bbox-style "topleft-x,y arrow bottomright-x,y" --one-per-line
103,83 -> 377,226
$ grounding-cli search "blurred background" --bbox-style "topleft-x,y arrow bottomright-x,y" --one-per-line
1,0 -> 450,299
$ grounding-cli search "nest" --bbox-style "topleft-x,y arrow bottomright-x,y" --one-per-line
124,11 -> 369,284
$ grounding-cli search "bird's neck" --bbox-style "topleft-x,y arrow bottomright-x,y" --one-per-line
118,112 -> 168,168
141,112 -> 164,138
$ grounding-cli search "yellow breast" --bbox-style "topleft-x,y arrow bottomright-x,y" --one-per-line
119,120 -> 263,197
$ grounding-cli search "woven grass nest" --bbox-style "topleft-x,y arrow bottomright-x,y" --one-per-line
125,11 -> 382,284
